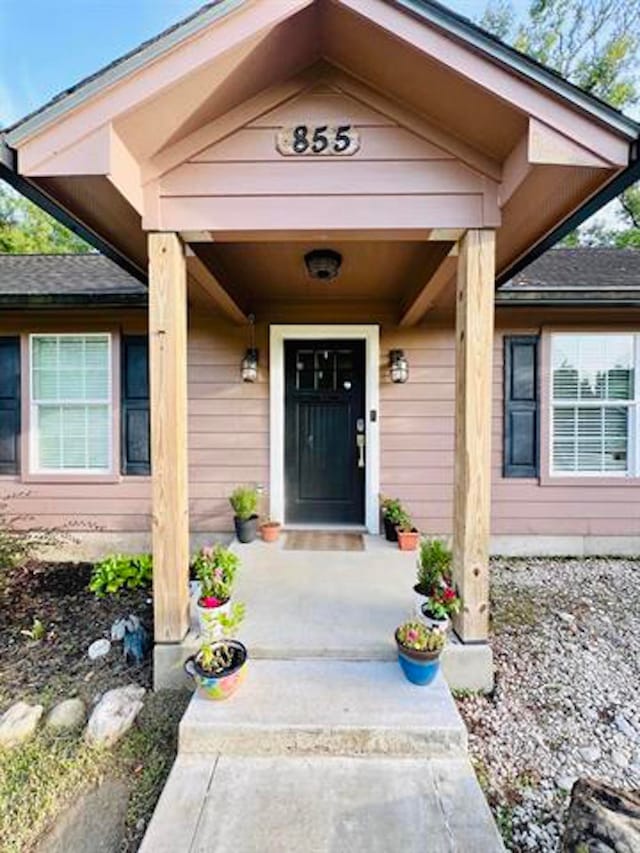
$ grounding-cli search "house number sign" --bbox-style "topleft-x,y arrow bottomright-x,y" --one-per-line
276,124 -> 360,156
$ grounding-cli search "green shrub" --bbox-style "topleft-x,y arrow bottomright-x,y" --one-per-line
380,495 -> 405,525
417,537 -> 452,592
89,553 -> 152,597
229,486 -> 259,520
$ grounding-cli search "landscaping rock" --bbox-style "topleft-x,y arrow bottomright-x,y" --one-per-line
562,778 -> 640,852
579,745 -> 601,764
85,684 -> 145,747
0,700 -> 44,748
35,776 -> 129,853
46,698 -> 86,731
88,638 -> 111,660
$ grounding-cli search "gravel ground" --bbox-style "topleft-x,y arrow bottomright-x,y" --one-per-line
455,557 -> 640,852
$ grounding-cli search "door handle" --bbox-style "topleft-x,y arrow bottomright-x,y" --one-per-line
356,433 -> 365,468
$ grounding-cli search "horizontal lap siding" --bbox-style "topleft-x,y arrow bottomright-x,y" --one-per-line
187,316 -> 268,532
382,324 -> 640,537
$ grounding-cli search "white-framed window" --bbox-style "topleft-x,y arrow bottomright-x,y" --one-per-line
550,333 -> 637,476
30,333 -> 112,474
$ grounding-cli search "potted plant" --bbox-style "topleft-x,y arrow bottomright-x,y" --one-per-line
260,519 -> 281,543
414,537 -> 452,615
230,485 -> 259,543
395,620 -> 445,686
420,581 -> 461,633
396,510 -> 420,551
380,495 -> 404,542
192,544 -> 240,641
184,603 -> 247,700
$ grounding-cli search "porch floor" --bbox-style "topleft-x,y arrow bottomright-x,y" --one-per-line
143,534 -> 504,852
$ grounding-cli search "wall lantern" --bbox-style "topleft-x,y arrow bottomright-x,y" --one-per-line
389,349 -> 409,384
304,249 -> 342,281
241,314 -> 259,382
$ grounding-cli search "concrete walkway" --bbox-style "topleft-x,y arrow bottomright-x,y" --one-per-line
142,536 -> 504,852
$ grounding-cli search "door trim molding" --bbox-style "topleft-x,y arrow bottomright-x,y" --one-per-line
269,324 -> 380,533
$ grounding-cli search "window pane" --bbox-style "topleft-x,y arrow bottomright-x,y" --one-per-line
88,406 -> 109,469
38,407 -> 62,469
32,337 -> 57,370
62,406 -> 86,468
31,335 -> 111,472
552,334 -> 633,402
59,336 -> 84,368
552,405 -> 629,474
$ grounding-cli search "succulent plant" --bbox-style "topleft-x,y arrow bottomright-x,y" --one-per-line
396,620 -> 445,653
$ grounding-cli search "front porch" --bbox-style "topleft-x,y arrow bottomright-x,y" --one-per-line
154,534 -> 493,691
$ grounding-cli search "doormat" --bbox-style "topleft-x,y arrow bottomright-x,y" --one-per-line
283,531 -> 365,551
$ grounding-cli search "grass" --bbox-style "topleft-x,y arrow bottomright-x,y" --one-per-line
0,689 -> 190,853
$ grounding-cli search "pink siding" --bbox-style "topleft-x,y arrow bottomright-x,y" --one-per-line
3,307 -> 640,540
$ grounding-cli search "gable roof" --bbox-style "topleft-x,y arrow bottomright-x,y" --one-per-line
0,253 -> 147,307
4,0 -> 639,146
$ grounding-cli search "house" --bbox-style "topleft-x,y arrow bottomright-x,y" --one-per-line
1,0 -> 639,687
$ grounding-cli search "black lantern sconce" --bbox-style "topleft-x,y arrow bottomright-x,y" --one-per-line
241,314 -> 259,383
389,349 -> 409,384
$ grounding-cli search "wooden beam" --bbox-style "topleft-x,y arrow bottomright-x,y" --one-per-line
452,229 -> 495,643
399,247 -> 458,326
149,232 -> 190,644
186,252 -> 248,325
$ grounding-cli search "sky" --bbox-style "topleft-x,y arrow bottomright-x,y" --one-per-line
0,0 -> 530,127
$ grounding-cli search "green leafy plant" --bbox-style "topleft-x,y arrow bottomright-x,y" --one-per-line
423,582 -> 461,620
417,537 -> 452,593
380,495 -> 405,525
212,602 -> 246,637
192,544 -> 239,604
88,553 -> 152,597
229,486 -> 259,520
20,617 -> 46,642
395,509 -> 414,532
396,621 -> 445,654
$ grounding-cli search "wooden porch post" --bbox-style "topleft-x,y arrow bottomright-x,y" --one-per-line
149,232 -> 190,643
453,229 -> 495,643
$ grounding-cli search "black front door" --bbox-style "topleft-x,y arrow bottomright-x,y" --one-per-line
285,339 -> 366,525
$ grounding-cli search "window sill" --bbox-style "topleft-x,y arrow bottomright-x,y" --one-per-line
21,472 -> 121,485
540,473 -> 640,487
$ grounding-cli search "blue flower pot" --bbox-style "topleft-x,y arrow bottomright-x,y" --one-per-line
397,646 -> 441,686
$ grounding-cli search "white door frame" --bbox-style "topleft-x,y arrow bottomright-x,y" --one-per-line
269,324 -> 380,533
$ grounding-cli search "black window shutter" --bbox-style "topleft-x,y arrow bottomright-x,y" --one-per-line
121,336 -> 150,475
503,335 -> 539,478
0,337 -> 20,475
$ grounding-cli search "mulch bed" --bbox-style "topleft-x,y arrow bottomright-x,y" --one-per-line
0,561 -> 153,710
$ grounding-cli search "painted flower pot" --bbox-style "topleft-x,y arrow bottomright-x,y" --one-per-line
419,605 -> 450,634
184,640 -> 248,701
234,514 -> 259,544
397,528 -> 420,551
197,598 -> 230,642
395,635 -> 441,686
260,522 -> 281,543
383,515 -> 399,542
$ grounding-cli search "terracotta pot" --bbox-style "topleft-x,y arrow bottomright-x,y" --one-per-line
196,598 -> 230,642
184,640 -> 247,701
260,522 -> 281,543
397,528 -> 420,551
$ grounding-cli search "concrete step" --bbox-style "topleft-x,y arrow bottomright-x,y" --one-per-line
140,753 -> 505,853
179,659 -> 467,757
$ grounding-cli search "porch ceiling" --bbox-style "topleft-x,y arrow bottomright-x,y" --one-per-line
2,0 -> 638,287
192,239 -> 452,311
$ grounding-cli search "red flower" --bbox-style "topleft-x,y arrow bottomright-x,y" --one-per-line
443,587 -> 456,601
